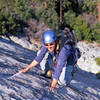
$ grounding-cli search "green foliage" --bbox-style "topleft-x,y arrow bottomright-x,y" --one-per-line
13,0 -> 33,20
90,23 -> 100,43
64,10 -> 76,27
73,16 -> 91,41
0,0 -> 99,44
41,7 -> 59,29
35,5 -> 44,21
82,0 -> 98,16
63,0 -> 72,10
35,0 -> 43,2
35,2 -> 59,29
0,0 -> 34,21
0,0 -> 33,36
95,58 -> 100,79
96,71 -> 100,79
95,57 -> 100,66
0,8 -> 21,35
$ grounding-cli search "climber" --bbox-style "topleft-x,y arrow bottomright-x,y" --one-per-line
20,29 -> 79,92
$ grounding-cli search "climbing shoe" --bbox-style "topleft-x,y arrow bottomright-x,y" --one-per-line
40,70 -> 52,79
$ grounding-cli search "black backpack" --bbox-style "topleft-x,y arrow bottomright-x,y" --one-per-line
56,28 -> 81,64
74,47 -> 81,64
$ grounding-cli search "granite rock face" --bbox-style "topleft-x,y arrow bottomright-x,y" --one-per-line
0,37 -> 100,100
77,41 -> 100,74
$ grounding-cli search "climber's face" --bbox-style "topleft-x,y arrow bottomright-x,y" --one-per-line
45,42 -> 56,52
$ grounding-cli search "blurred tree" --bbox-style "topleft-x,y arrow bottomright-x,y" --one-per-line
82,0 -> 98,16
91,23 -> 100,43
60,0 -> 63,25
13,0 -> 33,20
73,16 -> 91,41
64,10 -> 76,27
0,8 -> 21,36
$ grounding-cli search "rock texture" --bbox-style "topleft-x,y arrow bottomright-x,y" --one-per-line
77,41 -> 100,74
0,37 -> 100,100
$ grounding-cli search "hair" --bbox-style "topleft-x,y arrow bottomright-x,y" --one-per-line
54,28 -> 77,55
54,40 -> 60,55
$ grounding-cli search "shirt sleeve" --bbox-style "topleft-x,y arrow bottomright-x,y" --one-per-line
53,45 -> 71,80
34,45 -> 48,63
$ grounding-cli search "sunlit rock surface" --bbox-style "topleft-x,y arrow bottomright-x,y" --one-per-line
0,37 -> 100,100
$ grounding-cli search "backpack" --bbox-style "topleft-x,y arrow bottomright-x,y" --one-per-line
74,47 -> 81,64
56,28 -> 77,51
56,28 -> 81,64
75,47 -> 81,59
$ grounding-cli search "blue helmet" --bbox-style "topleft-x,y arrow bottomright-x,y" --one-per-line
42,30 -> 57,44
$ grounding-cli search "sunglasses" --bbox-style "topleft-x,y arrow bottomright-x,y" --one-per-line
45,42 -> 55,46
